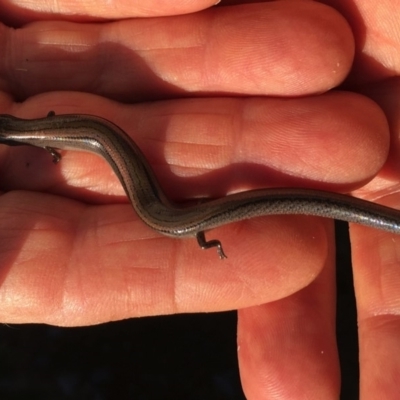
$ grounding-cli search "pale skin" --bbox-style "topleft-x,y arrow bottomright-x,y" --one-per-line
0,0 -> 399,398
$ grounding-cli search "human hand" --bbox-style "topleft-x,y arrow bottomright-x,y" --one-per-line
0,0 -> 392,398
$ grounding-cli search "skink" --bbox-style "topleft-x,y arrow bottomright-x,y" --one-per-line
1,112 -> 399,259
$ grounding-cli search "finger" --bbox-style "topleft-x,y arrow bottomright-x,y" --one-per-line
0,0 -> 218,20
351,221 -> 400,399
0,91 -> 389,202
237,251 -> 340,399
0,2 -> 354,101
0,189 -> 330,325
323,0 -> 400,84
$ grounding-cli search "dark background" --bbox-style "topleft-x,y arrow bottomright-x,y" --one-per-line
0,221 -> 358,399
